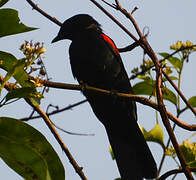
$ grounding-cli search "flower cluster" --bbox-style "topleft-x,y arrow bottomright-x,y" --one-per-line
20,41 -> 47,60
19,41 -> 47,77
170,40 -> 196,51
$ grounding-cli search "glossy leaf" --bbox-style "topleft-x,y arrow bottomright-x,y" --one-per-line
0,51 -> 40,105
140,124 -> 164,148
132,81 -> 177,105
0,51 -> 28,86
166,140 -> 196,175
0,117 -> 65,180
188,96 -> 196,107
132,81 -> 155,96
162,87 -> 177,105
6,87 -> 43,102
0,0 -> 9,7
0,8 -> 38,38
162,76 -> 178,82
159,52 -> 182,71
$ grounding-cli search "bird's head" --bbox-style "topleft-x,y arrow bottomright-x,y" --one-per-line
52,14 -> 101,42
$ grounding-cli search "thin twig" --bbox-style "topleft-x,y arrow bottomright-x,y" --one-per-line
89,0 -> 138,42
20,99 -> 87,121
129,45 -> 196,80
115,0 -> 143,39
118,40 -> 140,53
28,76 -> 196,131
158,168 -> 196,180
26,0 -> 62,26
162,71 -> 196,116
100,0 -> 116,9
157,124 -> 176,176
26,100 -> 88,180
2,73 -> 194,131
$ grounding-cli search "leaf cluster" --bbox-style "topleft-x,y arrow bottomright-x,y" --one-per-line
0,1 -> 65,179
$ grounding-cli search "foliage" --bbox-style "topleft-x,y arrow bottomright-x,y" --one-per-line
166,135 -> 196,176
0,117 -> 65,180
0,2 -> 65,179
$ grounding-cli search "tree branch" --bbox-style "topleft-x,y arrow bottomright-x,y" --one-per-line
26,100 -> 88,180
162,71 -> 196,116
158,168 -> 196,180
112,1 -> 193,178
20,99 -> 87,121
28,76 -> 196,131
26,0 -> 62,26
129,45 -> 196,80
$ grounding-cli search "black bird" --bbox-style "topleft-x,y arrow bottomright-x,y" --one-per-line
52,14 -> 157,180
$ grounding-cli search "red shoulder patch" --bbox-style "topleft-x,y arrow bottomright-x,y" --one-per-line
101,33 -> 119,54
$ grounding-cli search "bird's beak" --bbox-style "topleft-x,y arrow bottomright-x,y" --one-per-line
51,35 -> 61,43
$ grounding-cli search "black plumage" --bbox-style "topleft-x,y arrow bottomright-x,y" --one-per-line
52,14 -> 157,180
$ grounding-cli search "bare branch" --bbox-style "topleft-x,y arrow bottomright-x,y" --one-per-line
162,71 -> 196,116
20,99 -> 87,121
28,76 -> 196,131
89,0 -> 138,42
26,101 -> 88,180
118,40 -> 140,53
158,168 -> 196,180
129,45 -> 196,80
26,0 -> 62,26
100,0 -> 116,9
115,0 -> 143,38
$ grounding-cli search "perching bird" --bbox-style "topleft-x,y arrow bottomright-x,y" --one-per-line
52,14 -> 157,180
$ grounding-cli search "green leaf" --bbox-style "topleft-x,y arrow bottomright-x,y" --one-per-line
162,76 -> 178,82
159,52 -> 182,72
132,81 -> 155,96
180,141 -> 196,167
0,0 -> 9,7
140,124 -> 164,148
188,96 -> 196,107
132,81 -> 177,105
109,145 -> 115,160
0,51 -> 28,86
137,74 -> 151,81
159,52 -> 170,59
6,87 -> 44,102
0,117 -> 65,180
162,87 -> 177,105
167,140 -> 196,174
139,124 -> 148,135
0,8 -> 38,38
0,51 -> 40,106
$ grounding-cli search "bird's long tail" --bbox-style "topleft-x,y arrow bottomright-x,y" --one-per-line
106,123 -> 157,180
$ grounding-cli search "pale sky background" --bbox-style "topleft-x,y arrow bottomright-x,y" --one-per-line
0,0 -> 196,180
